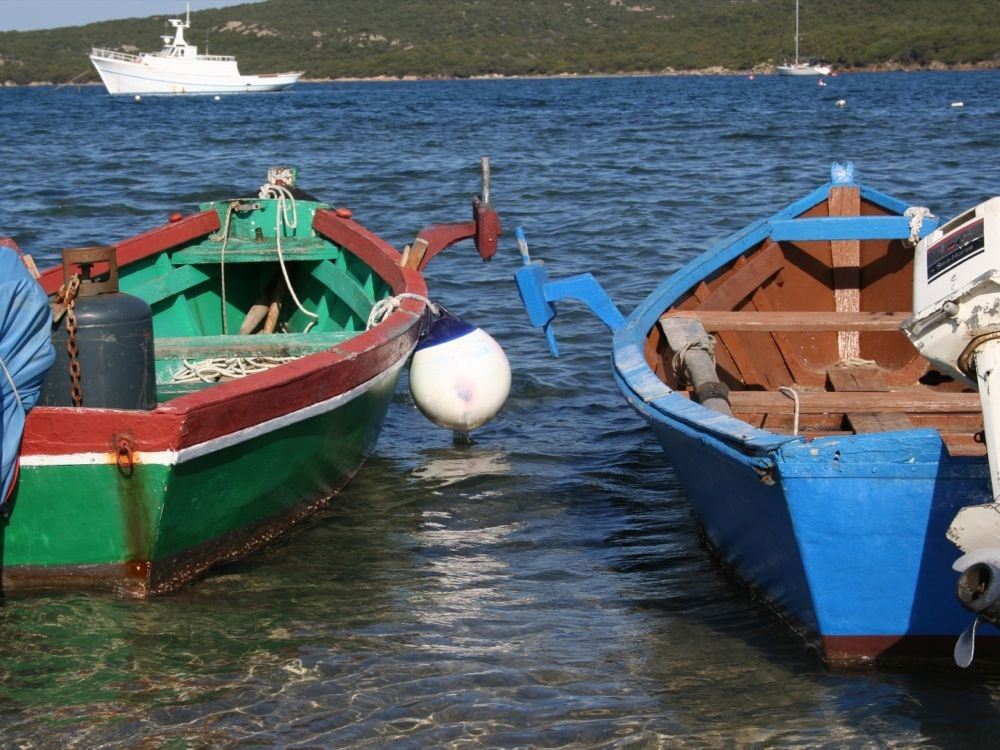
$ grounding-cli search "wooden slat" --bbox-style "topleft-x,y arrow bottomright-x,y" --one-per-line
727,390 -> 981,414
696,241 -> 784,311
155,331 -> 352,360
827,362 -> 915,433
660,310 -> 909,332
827,365 -> 892,392
830,186 -> 862,359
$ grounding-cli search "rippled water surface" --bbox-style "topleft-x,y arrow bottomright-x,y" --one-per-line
4,72 -> 1000,748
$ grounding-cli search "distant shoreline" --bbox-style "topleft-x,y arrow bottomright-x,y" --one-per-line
5,61 -> 997,89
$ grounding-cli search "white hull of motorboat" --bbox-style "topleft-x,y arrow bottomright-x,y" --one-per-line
89,51 -> 302,95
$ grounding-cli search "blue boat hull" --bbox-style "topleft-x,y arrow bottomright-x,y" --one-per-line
630,386 -> 991,664
603,167 -> 995,665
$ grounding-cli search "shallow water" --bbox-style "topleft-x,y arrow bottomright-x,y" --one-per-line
3,72 -> 1000,747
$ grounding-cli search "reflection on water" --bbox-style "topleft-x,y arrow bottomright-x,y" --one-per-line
4,72 -> 1000,746
412,447 -> 513,489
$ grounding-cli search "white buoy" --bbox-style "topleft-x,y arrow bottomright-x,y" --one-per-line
409,309 -> 511,432
134,95 -> 141,102
952,101 -> 965,108
214,95 -> 221,101
836,98 -> 846,107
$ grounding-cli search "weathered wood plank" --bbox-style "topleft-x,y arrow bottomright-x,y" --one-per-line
696,241 -> 784,311
660,310 -> 909,332
727,390 -> 980,414
827,362 -> 915,433
829,186 -> 862,359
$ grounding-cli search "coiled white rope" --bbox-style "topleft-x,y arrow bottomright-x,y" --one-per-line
367,293 -> 438,329
778,386 -> 800,436
905,206 -> 934,247
259,182 -> 319,333
170,356 -> 298,384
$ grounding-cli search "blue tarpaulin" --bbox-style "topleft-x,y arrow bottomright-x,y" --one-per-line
1,247 -> 55,505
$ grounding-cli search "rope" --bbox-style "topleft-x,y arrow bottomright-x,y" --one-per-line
778,386 -> 800,436
905,206 -> 933,247
170,356 -> 297,384
671,333 -> 716,385
367,293 -> 439,329
215,201 -> 237,334
259,182 -> 319,333
0,355 -> 23,411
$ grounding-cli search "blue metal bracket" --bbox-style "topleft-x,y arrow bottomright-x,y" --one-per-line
513,227 -> 625,357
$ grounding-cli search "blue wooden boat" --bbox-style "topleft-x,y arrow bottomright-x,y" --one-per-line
515,163 -> 998,667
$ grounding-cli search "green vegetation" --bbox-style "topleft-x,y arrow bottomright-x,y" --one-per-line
1,0 -> 997,85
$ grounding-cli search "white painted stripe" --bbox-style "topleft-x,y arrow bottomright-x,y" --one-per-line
20,356 -> 409,468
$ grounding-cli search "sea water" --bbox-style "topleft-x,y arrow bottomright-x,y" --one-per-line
2,72 -> 1000,747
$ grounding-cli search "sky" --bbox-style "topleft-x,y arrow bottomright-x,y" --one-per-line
0,0 -> 257,32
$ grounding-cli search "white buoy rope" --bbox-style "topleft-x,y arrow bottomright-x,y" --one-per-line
778,386 -> 801,436
905,206 -> 934,247
215,201 -> 238,334
259,182 -> 319,332
367,293 -> 439,329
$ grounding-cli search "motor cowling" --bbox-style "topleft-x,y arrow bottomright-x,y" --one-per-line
38,246 -> 156,410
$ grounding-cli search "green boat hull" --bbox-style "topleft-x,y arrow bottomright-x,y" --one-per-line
5,364 -> 400,596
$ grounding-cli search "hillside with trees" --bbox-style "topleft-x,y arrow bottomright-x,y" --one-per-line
1,0 -> 997,85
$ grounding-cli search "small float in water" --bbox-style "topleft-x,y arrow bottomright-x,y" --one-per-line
2,160 -> 506,597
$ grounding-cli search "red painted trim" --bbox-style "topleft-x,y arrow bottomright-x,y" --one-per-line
412,199 -> 502,271
821,634 -> 1000,667
312,209 -> 414,294
36,211 -> 220,294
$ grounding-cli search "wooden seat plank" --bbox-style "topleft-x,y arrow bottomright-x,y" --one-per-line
660,310 -> 909,332
727,390 -> 980,414
827,362 -> 914,433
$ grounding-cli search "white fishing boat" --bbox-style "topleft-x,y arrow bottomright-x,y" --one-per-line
776,0 -> 830,77
89,7 -> 302,95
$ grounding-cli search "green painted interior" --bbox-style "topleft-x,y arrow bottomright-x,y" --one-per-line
114,198 -> 392,403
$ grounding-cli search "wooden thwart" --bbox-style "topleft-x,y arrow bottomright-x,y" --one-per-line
728,390 -> 980,415
660,310 -> 909,332
827,363 -> 914,433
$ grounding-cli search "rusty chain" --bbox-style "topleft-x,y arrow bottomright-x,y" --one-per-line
54,275 -> 83,407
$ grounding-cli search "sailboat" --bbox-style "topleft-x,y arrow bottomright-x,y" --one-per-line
776,0 -> 831,76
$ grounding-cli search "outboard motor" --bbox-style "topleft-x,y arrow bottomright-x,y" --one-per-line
38,246 -> 156,410
901,197 -> 1000,665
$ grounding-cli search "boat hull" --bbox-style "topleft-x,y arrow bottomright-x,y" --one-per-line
776,63 -> 831,76
628,387 -> 991,665
6,344 -> 410,597
89,54 -> 301,95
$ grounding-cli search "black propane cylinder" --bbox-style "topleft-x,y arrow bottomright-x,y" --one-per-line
39,246 -> 156,410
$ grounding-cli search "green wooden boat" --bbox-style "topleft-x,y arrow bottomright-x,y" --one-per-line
5,165 -> 500,597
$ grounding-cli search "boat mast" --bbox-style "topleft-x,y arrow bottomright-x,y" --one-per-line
794,0 -> 800,64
